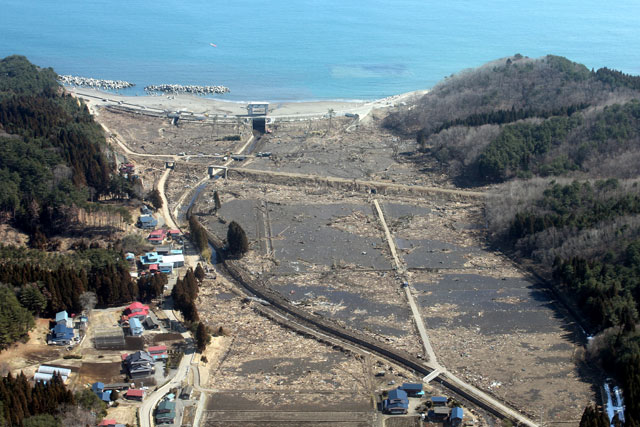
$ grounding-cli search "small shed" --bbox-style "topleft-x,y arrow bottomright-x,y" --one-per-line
429,406 -> 450,421
143,317 -> 159,330
431,396 -> 448,407
180,386 -> 193,400
159,262 -> 174,274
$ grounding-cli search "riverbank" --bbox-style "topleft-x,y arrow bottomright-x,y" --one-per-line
66,86 -> 428,120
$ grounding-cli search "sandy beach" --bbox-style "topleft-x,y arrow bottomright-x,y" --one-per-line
67,87 -> 427,120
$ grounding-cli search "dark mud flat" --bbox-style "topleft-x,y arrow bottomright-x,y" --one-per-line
396,238 -> 471,269
236,355 -> 345,387
266,203 -> 390,272
382,202 -> 431,218
247,139 -> 397,180
206,390 -> 372,412
415,274 -> 566,334
209,199 -> 261,240
270,282 -> 411,337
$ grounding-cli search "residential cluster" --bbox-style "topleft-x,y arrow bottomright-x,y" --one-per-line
382,383 -> 465,425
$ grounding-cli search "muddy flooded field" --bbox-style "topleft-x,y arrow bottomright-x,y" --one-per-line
97,107 -> 250,156
99,105 -> 596,424
204,391 -> 373,427
194,177 -> 594,423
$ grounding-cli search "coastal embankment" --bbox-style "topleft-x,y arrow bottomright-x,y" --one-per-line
67,86 -> 428,121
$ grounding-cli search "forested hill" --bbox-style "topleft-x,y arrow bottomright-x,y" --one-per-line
383,54 -> 640,185
0,55 -> 117,236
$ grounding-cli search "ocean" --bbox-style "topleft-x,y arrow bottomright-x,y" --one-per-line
1,0 -> 639,101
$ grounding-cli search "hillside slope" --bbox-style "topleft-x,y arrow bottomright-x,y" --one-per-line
384,54 -> 640,185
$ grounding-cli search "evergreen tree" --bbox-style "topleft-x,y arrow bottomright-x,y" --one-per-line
579,404 -> 609,427
213,191 -> 221,210
19,284 -> 47,315
194,264 -> 205,282
0,286 -> 34,349
146,189 -> 163,211
196,322 -> 211,353
227,221 -> 249,256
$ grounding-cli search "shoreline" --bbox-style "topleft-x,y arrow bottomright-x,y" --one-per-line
67,86 -> 428,120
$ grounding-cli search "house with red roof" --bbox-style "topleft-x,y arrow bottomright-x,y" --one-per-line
123,302 -> 149,321
148,345 -> 168,360
125,388 -> 145,401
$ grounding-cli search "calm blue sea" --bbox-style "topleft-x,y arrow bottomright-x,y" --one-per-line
1,0 -> 639,101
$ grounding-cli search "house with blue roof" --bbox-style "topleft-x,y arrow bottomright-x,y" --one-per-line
383,388 -> 409,414
92,382 -> 112,402
451,407 -> 464,426
137,215 -> 158,229
400,382 -> 424,397
129,317 -> 144,336
431,396 -> 448,407
49,323 -> 74,346
141,252 -> 162,266
55,311 -> 73,328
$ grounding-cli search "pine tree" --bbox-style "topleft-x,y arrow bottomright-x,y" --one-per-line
227,221 -> 249,256
194,264 -> 205,282
213,191 -> 221,210
146,189 -> 163,211
196,322 -> 210,353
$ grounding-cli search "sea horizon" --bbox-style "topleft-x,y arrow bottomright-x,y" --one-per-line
2,0 -> 640,102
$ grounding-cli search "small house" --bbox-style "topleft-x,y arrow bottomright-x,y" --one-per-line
55,311 -> 73,328
155,411 -> 175,425
141,252 -> 162,266
143,317 -> 159,330
129,317 -> 143,336
383,388 -> 409,415
400,382 -> 424,397
157,400 -> 176,414
125,388 -> 145,401
155,245 -> 172,255
167,229 -> 181,239
148,345 -> 168,360
92,382 -> 112,402
451,407 -> 464,427
124,350 -> 155,378
49,323 -> 74,345
123,302 -> 149,321
431,396 -> 448,407
137,215 -> 157,229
